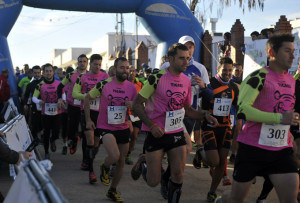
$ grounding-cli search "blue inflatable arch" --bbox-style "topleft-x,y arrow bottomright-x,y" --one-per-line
0,0 -> 204,104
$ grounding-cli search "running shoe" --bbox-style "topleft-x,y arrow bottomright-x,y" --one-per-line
80,162 -> 89,171
89,171 -> 97,184
70,136 -> 80,155
125,154 -> 133,165
50,141 -> 56,152
222,176 -> 232,186
256,199 -> 266,203
100,162 -> 110,186
214,196 -> 222,203
229,154 -> 235,164
160,172 -> 168,200
131,154 -> 146,181
207,191 -> 218,202
62,146 -> 67,155
203,162 -> 209,168
106,188 -> 124,202
193,148 -> 203,169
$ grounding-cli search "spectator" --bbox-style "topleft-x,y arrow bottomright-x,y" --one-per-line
0,68 -> 10,111
260,28 -> 269,39
251,31 -> 260,41
108,66 -> 116,77
217,32 -> 231,59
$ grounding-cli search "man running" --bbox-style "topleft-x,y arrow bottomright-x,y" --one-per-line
84,57 -> 137,202
132,43 -> 217,203
57,54 -> 88,169
219,33 -> 299,203
193,57 -> 239,202
72,54 -> 109,184
32,64 -> 62,159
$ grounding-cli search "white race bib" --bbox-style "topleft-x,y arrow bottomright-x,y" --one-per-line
107,106 -> 127,124
90,98 -> 100,111
213,98 -> 232,116
44,103 -> 58,115
73,99 -> 81,105
164,108 -> 185,132
259,123 -> 289,147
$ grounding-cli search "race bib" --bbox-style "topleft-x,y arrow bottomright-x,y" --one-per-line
213,98 -> 232,116
107,106 -> 127,124
44,103 -> 58,115
73,99 -> 81,105
259,123 -> 289,147
90,98 -> 100,111
164,108 -> 185,132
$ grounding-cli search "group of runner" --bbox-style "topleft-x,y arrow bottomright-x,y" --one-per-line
21,32 -> 300,203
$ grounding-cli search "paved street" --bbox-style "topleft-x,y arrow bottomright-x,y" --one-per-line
0,133 -> 278,202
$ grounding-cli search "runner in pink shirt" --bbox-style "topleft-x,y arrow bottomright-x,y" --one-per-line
84,57 -> 137,202
132,43 -> 218,203
72,54 -> 109,184
32,64 -> 62,160
219,33 -> 300,203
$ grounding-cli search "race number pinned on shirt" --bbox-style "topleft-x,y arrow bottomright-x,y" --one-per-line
90,98 -> 100,111
259,123 -> 289,147
107,106 -> 127,124
213,98 -> 232,116
74,99 -> 81,106
45,103 -> 58,115
164,108 -> 185,132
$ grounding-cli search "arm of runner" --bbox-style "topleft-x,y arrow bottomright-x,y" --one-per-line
133,94 -> 164,138
184,105 -> 218,127
237,70 -> 284,124
84,81 -> 103,130
57,75 -> 69,99
84,94 -> 95,130
32,83 -> 44,105
72,76 -> 85,100
135,74 -> 165,138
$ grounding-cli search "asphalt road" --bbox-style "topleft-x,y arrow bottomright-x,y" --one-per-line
0,133 -> 279,203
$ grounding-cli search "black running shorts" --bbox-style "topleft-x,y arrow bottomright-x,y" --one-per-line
132,120 -> 142,129
233,142 -> 298,182
95,128 -> 130,144
80,110 -> 99,132
201,126 -> 232,151
144,131 -> 186,152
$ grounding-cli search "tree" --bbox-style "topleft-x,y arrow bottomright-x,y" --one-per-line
185,0 -> 264,20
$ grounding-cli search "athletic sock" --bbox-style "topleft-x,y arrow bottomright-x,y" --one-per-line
87,145 -> 94,172
257,176 -> 273,200
163,165 -> 171,182
224,159 -> 228,177
168,180 -> 182,203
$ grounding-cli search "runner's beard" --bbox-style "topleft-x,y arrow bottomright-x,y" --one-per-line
116,72 -> 128,82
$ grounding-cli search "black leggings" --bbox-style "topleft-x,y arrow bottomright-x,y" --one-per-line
67,105 -> 81,143
42,114 -> 61,153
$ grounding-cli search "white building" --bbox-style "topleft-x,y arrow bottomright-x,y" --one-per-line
51,33 -> 157,70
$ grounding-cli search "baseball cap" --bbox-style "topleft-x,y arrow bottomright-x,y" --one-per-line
178,35 -> 195,45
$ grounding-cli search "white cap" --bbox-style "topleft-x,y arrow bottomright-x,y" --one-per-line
178,35 -> 195,45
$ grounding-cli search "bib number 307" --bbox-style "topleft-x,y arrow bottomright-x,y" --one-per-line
259,123 -> 289,147
107,106 -> 127,124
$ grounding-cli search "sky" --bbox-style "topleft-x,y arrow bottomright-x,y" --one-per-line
7,0 -> 300,69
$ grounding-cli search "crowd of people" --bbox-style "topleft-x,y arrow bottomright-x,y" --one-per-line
0,32 -> 299,203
